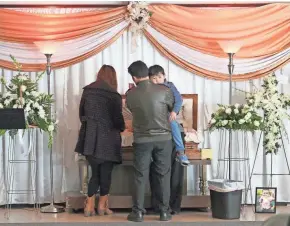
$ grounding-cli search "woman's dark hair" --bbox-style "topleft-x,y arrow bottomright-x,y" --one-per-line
96,65 -> 118,90
148,65 -> 165,77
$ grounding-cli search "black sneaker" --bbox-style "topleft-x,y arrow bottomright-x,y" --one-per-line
127,211 -> 144,222
171,210 -> 180,215
160,211 -> 172,221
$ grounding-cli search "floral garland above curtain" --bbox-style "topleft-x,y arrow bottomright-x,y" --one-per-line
126,1 -> 152,51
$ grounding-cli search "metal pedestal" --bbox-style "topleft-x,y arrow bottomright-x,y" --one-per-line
216,129 -> 252,205
4,129 -> 39,218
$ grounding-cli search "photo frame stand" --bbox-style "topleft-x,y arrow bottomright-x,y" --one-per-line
0,109 -> 39,219
4,129 -> 39,219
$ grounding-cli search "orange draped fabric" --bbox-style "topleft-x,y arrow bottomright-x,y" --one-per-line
0,4 -> 289,81
0,7 -> 127,43
144,30 -> 290,81
148,4 -> 290,58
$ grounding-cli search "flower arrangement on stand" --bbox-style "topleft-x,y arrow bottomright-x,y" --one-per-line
245,73 -> 290,154
126,1 -> 152,50
0,55 -> 57,147
209,104 -> 263,131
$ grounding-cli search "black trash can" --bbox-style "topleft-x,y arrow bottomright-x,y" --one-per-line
210,189 -> 242,219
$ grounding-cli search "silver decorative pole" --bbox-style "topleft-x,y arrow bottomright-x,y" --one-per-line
218,41 -> 242,181
227,52 -> 234,181
34,41 -> 64,213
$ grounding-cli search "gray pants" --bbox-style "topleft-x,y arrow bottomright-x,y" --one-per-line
132,140 -> 172,213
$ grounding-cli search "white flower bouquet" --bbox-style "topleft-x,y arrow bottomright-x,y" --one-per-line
246,73 -> 290,154
209,103 -> 263,132
126,1 -> 152,49
0,55 -> 57,147
126,1 -> 152,34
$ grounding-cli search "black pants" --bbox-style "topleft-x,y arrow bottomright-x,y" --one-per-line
132,140 -> 172,213
150,132 -> 185,213
86,156 -> 114,197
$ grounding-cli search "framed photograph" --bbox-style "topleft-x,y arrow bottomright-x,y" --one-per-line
255,187 -> 277,213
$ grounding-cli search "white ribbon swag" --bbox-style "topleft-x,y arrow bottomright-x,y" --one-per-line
0,21 -> 129,64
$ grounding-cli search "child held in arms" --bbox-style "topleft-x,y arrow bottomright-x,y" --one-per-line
149,65 -> 190,166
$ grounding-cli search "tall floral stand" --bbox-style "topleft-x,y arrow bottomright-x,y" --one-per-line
4,127 -> 39,219
216,129 -> 253,206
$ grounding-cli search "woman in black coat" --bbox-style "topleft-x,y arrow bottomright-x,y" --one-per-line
75,65 -> 125,217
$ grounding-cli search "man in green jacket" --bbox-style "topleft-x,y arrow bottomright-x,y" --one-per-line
126,61 -> 174,222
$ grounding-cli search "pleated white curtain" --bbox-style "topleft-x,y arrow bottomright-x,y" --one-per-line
1,30 -> 290,205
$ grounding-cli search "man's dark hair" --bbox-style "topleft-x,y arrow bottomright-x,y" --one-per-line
128,61 -> 149,78
148,65 -> 165,77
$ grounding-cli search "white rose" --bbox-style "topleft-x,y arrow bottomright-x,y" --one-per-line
254,121 -> 260,127
234,104 -> 240,108
38,109 -> 46,119
25,106 -> 31,112
13,104 -> 18,109
272,126 -> 279,133
20,85 -> 27,92
18,75 -> 28,81
239,119 -> 245,124
34,102 -> 40,108
222,120 -> 228,126
48,125 -> 54,132
234,109 -> 239,114
249,99 -> 254,103
244,104 -> 249,108
210,118 -> 216,124
4,99 -> 10,106
225,108 -> 232,114
0,103 -> 3,108
245,112 -> 252,120
31,91 -> 39,97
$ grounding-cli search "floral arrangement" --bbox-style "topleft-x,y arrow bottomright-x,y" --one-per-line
0,55 -> 57,147
245,73 -> 290,154
126,1 -> 152,50
209,104 -> 263,131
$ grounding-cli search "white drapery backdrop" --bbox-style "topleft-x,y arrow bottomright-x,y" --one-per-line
0,30 -> 290,205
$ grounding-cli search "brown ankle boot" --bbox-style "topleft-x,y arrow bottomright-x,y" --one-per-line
97,195 -> 113,215
84,195 -> 96,217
